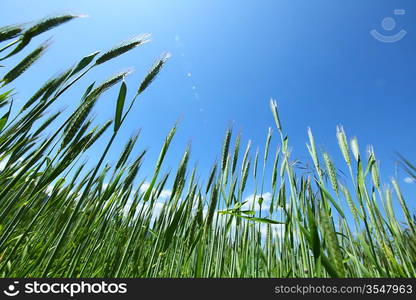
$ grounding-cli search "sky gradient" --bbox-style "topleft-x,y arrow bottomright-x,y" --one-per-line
1,0 -> 415,211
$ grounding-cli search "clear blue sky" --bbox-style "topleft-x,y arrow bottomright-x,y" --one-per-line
1,0 -> 415,210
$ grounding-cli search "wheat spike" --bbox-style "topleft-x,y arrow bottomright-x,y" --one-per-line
95,34 -> 150,65
336,125 -> 350,166
323,152 -> 338,196
137,52 -> 170,94
2,42 -> 49,85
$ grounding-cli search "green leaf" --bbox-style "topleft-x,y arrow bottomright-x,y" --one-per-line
163,199 -> 187,252
0,111 -> 9,131
0,89 -> 13,106
81,82 -> 95,102
248,216 -> 285,224
114,80 -> 127,132
218,201 -> 247,215
240,210 -> 255,216
232,213 -> 285,225
317,181 -> 346,218
308,206 -> 321,259
69,51 -> 100,77
0,99 -> 12,132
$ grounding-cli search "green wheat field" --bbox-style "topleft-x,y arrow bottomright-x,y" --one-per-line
0,14 -> 415,278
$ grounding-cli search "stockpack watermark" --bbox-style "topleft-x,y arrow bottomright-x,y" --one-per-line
370,9 -> 407,43
2,280 -> 127,297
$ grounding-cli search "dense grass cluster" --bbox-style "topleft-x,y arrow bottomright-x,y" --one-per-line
0,15 -> 415,278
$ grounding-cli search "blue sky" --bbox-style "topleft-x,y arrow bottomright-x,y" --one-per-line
1,0 -> 415,212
